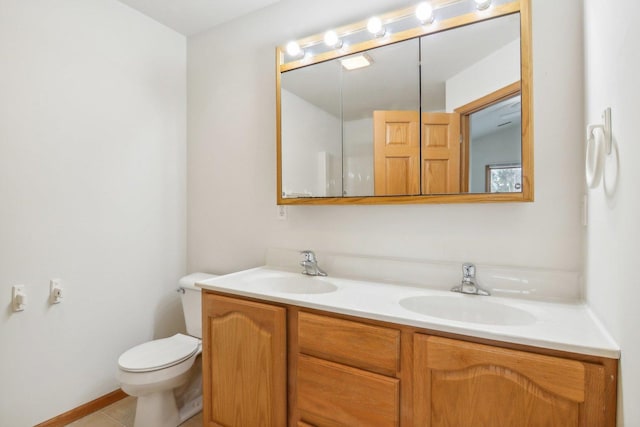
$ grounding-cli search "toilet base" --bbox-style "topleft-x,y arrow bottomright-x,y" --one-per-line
178,395 -> 202,423
122,354 -> 203,427
134,390 -> 180,427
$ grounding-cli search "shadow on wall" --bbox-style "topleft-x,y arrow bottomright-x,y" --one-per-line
3,302 -> 14,321
153,291 -> 186,339
603,139 -> 619,204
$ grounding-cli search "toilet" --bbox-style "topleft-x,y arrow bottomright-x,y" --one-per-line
117,273 -> 217,427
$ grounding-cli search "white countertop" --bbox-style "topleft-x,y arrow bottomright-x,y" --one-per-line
196,266 -> 620,359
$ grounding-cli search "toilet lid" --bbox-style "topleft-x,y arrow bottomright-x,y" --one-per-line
118,333 -> 200,373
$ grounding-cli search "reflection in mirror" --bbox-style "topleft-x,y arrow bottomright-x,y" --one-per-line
470,94 -> 521,192
486,162 -> 522,192
421,13 -> 521,194
277,0 -> 532,204
281,40 -> 420,198
343,40 -> 419,197
281,60 -> 342,198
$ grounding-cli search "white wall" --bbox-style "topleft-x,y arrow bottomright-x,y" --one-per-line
188,0 -> 585,278
583,0 -> 640,425
0,0 -> 186,425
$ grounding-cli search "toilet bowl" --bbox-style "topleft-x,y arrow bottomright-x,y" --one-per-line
117,273 -> 217,427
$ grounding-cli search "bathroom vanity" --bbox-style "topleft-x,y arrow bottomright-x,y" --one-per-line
197,267 -> 618,427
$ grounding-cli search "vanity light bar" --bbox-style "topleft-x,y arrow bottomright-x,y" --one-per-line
366,16 -> 386,37
285,41 -> 303,58
280,0 -> 507,66
475,0 -> 492,10
283,1 -> 446,60
416,2 -> 435,24
324,30 -> 343,49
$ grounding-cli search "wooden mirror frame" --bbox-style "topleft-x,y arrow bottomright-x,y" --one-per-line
276,0 -> 532,205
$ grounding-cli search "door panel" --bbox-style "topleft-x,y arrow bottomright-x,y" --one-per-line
422,112 -> 460,194
413,334 -> 605,427
202,293 -> 286,427
374,111 -> 420,195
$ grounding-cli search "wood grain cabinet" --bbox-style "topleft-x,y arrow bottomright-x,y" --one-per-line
413,334 -> 613,427
201,292 -> 616,427
201,292 -> 287,427
294,312 -> 402,426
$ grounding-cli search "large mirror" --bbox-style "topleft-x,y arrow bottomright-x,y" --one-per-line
277,0 -> 532,204
281,40 -> 420,198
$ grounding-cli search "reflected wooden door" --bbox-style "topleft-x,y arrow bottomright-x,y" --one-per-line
374,110 -> 420,196
422,112 -> 460,194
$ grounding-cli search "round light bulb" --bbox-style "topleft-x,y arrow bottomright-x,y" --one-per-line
367,16 -> 385,37
475,0 -> 491,10
324,30 -> 342,48
286,41 -> 303,58
416,2 -> 434,24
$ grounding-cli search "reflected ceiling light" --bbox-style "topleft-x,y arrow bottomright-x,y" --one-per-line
340,54 -> 373,71
367,16 -> 386,37
415,2 -> 434,24
324,30 -> 343,49
285,41 -> 303,58
475,0 -> 491,10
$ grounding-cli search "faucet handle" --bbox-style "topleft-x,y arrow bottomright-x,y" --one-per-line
462,262 -> 476,279
300,250 -> 317,262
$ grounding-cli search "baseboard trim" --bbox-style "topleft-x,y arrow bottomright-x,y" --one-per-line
34,389 -> 127,427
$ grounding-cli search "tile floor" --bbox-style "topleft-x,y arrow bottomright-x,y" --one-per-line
67,396 -> 202,427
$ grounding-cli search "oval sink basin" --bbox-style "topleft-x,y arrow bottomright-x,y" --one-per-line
249,276 -> 338,294
399,295 -> 536,326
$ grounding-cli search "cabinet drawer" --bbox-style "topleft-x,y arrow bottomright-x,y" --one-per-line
298,311 -> 400,376
297,354 -> 400,427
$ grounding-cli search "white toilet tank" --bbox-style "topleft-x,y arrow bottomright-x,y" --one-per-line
179,273 -> 218,339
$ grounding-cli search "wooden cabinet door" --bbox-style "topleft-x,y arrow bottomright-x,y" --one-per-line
374,110 -> 420,196
413,335 -> 607,427
202,292 -> 286,427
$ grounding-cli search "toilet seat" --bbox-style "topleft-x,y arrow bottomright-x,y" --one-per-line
118,333 -> 200,373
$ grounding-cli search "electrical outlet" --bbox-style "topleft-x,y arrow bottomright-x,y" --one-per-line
50,279 -> 63,304
12,285 -> 27,312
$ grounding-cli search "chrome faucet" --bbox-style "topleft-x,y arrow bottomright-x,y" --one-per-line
451,263 -> 490,296
300,250 -> 327,277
